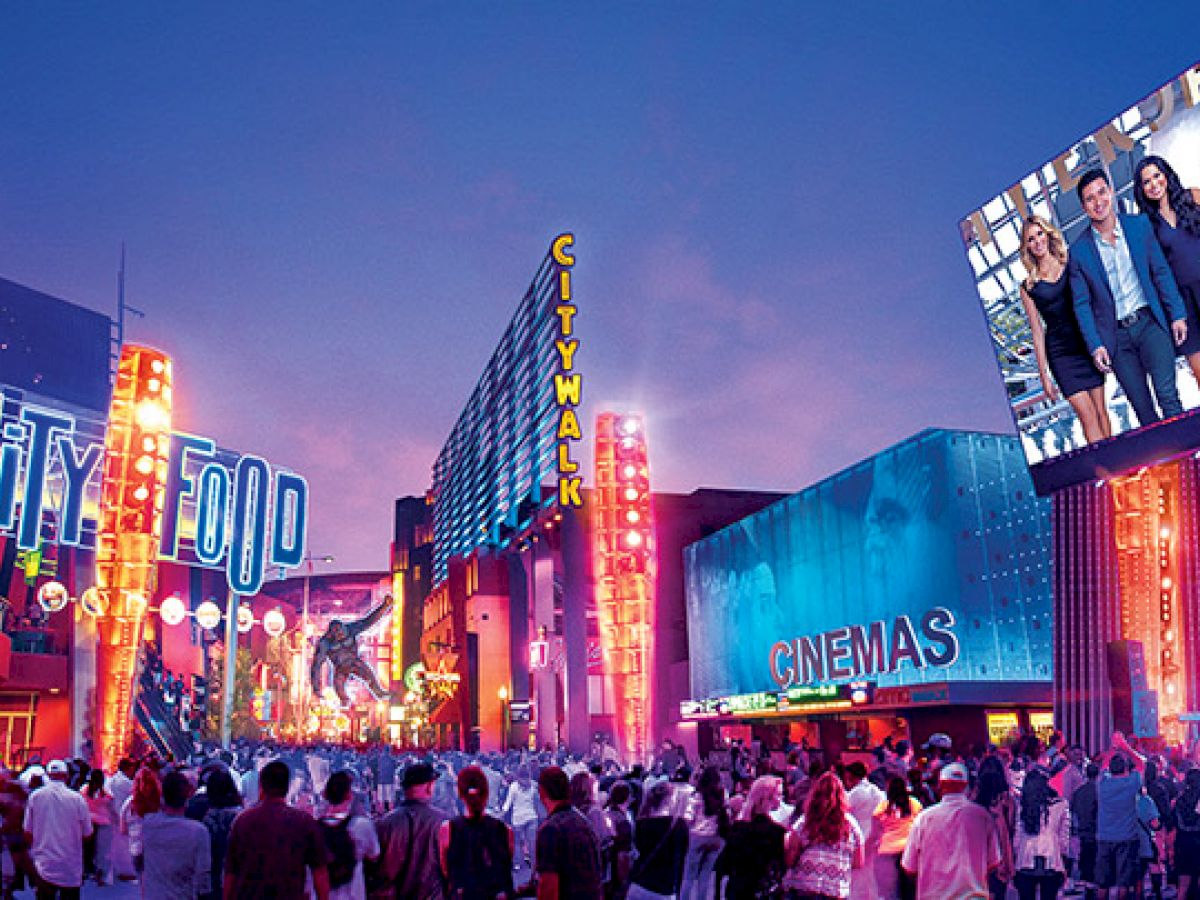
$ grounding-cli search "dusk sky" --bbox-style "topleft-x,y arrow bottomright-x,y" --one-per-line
2,5 -> 1197,573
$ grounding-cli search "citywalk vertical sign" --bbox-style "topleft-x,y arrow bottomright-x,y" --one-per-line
553,233 -> 583,509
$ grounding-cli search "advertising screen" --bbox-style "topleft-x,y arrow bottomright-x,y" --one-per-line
684,430 -> 1052,701
961,64 -> 1200,492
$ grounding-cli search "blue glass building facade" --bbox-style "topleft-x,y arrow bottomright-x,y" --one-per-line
685,429 -> 1053,703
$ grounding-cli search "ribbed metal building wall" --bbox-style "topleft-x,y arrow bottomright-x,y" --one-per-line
1176,457 -> 1200,737
1052,481 -> 1122,752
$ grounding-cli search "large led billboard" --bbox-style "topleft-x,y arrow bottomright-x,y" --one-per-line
961,64 -> 1200,493
684,430 -> 1052,700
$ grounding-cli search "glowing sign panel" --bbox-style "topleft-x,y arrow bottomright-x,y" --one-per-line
0,393 -> 309,596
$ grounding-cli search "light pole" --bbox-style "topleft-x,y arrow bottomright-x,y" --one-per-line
498,684 -> 509,751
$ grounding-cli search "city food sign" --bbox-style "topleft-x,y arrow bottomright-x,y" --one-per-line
0,395 -> 308,595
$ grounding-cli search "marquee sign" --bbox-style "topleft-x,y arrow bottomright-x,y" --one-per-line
0,392 -> 308,596
769,607 -> 960,691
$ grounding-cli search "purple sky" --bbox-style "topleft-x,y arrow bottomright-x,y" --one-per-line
1,6 -> 1196,572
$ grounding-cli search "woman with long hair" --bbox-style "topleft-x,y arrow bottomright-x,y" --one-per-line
81,767 -> 117,885
1010,768 -> 1069,900
119,765 -> 161,874
627,781 -> 689,900
975,756 -> 1016,900
783,771 -> 863,900
715,775 -> 787,899
681,767 -> 728,900
1019,215 -> 1110,443
872,775 -> 921,900
200,769 -> 242,900
437,765 -> 514,900
1171,768 -> 1200,900
1134,154 -> 1200,386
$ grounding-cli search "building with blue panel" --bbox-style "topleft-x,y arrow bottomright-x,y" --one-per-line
682,428 -> 1054,757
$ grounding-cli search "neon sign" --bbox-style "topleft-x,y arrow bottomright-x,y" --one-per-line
0,393 -> 308,596
768,607 -> 960,690
552,233 -> 583,508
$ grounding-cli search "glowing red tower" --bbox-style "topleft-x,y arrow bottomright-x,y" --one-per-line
93,345 -> 174,769
592,412 -> 655,763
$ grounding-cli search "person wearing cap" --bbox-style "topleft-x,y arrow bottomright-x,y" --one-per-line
901,762 -> 1001,899
22,758 -> 93,897
373,762 -> 448,899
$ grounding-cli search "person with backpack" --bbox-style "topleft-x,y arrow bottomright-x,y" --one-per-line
320,769 -> 380,900
438,765 -> 515,899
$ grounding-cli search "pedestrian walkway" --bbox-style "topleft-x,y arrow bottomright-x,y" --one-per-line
11,880 -> 140,899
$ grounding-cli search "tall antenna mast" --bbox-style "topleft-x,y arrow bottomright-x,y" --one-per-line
114,242 -> 145,373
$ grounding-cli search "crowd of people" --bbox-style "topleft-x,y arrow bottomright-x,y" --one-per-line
1,728 -> 1199,899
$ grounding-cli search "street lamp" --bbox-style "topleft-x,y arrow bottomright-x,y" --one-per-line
498,685 -> 509,750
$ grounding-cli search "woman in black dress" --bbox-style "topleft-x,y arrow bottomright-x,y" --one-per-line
1019,214 -> 1110,444
1134,154 -> 1200,389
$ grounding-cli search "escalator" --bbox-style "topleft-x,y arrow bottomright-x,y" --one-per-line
133,668 -> 194,761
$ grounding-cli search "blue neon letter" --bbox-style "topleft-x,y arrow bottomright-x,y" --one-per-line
56,436 -> 103,546
195,463 -> 230,565
160,433 -> 217,559
228,455 -> 270,595
18,408 -> 73,550
270,472 -> 308,569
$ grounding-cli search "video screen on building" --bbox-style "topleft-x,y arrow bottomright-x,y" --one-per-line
961,64 -> 1200,489
684,431 -> 1052,701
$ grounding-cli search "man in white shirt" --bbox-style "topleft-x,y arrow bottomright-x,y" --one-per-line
107,758 -> 138,880
23,758 -> 94,896
845,761 -> 885,900
902,762 -> 1001,900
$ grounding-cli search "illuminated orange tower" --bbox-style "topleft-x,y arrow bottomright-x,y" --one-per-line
1110,464 -> 1185,743
592,412 -> 655,763
94,346 -> 173,769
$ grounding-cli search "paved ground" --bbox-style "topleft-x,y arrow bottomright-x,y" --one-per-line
10,879 -> 140,898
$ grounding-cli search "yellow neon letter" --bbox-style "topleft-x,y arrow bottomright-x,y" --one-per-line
554,374 -> 581,406
556,305 -> 577,336
552,233 -> 575,266
557,409 -> 582,440
560,270 -> 571,301
559,476 -> 583,507
557,442 -> 579,473
556,339 -> 579,371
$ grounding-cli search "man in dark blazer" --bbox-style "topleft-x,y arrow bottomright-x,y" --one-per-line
1070,168 -> 1188,426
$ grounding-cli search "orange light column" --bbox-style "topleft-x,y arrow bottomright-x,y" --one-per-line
592,412 -> 656,764
94,345 -> 173,770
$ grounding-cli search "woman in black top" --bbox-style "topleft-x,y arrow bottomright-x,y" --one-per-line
715,775 -> 787,900
1019,214 -> 1109,444
1134,154 -> 1200,385
629,782 -> 689,899
199,769 -> 242,900
438,765 -> 515,900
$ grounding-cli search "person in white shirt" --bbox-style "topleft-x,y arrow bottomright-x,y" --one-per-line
902,762 -> 1001,900
106,758 -> 138,880
845,761 -> 885,900
501,766 -> 539,869
23,759 -> 94,896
